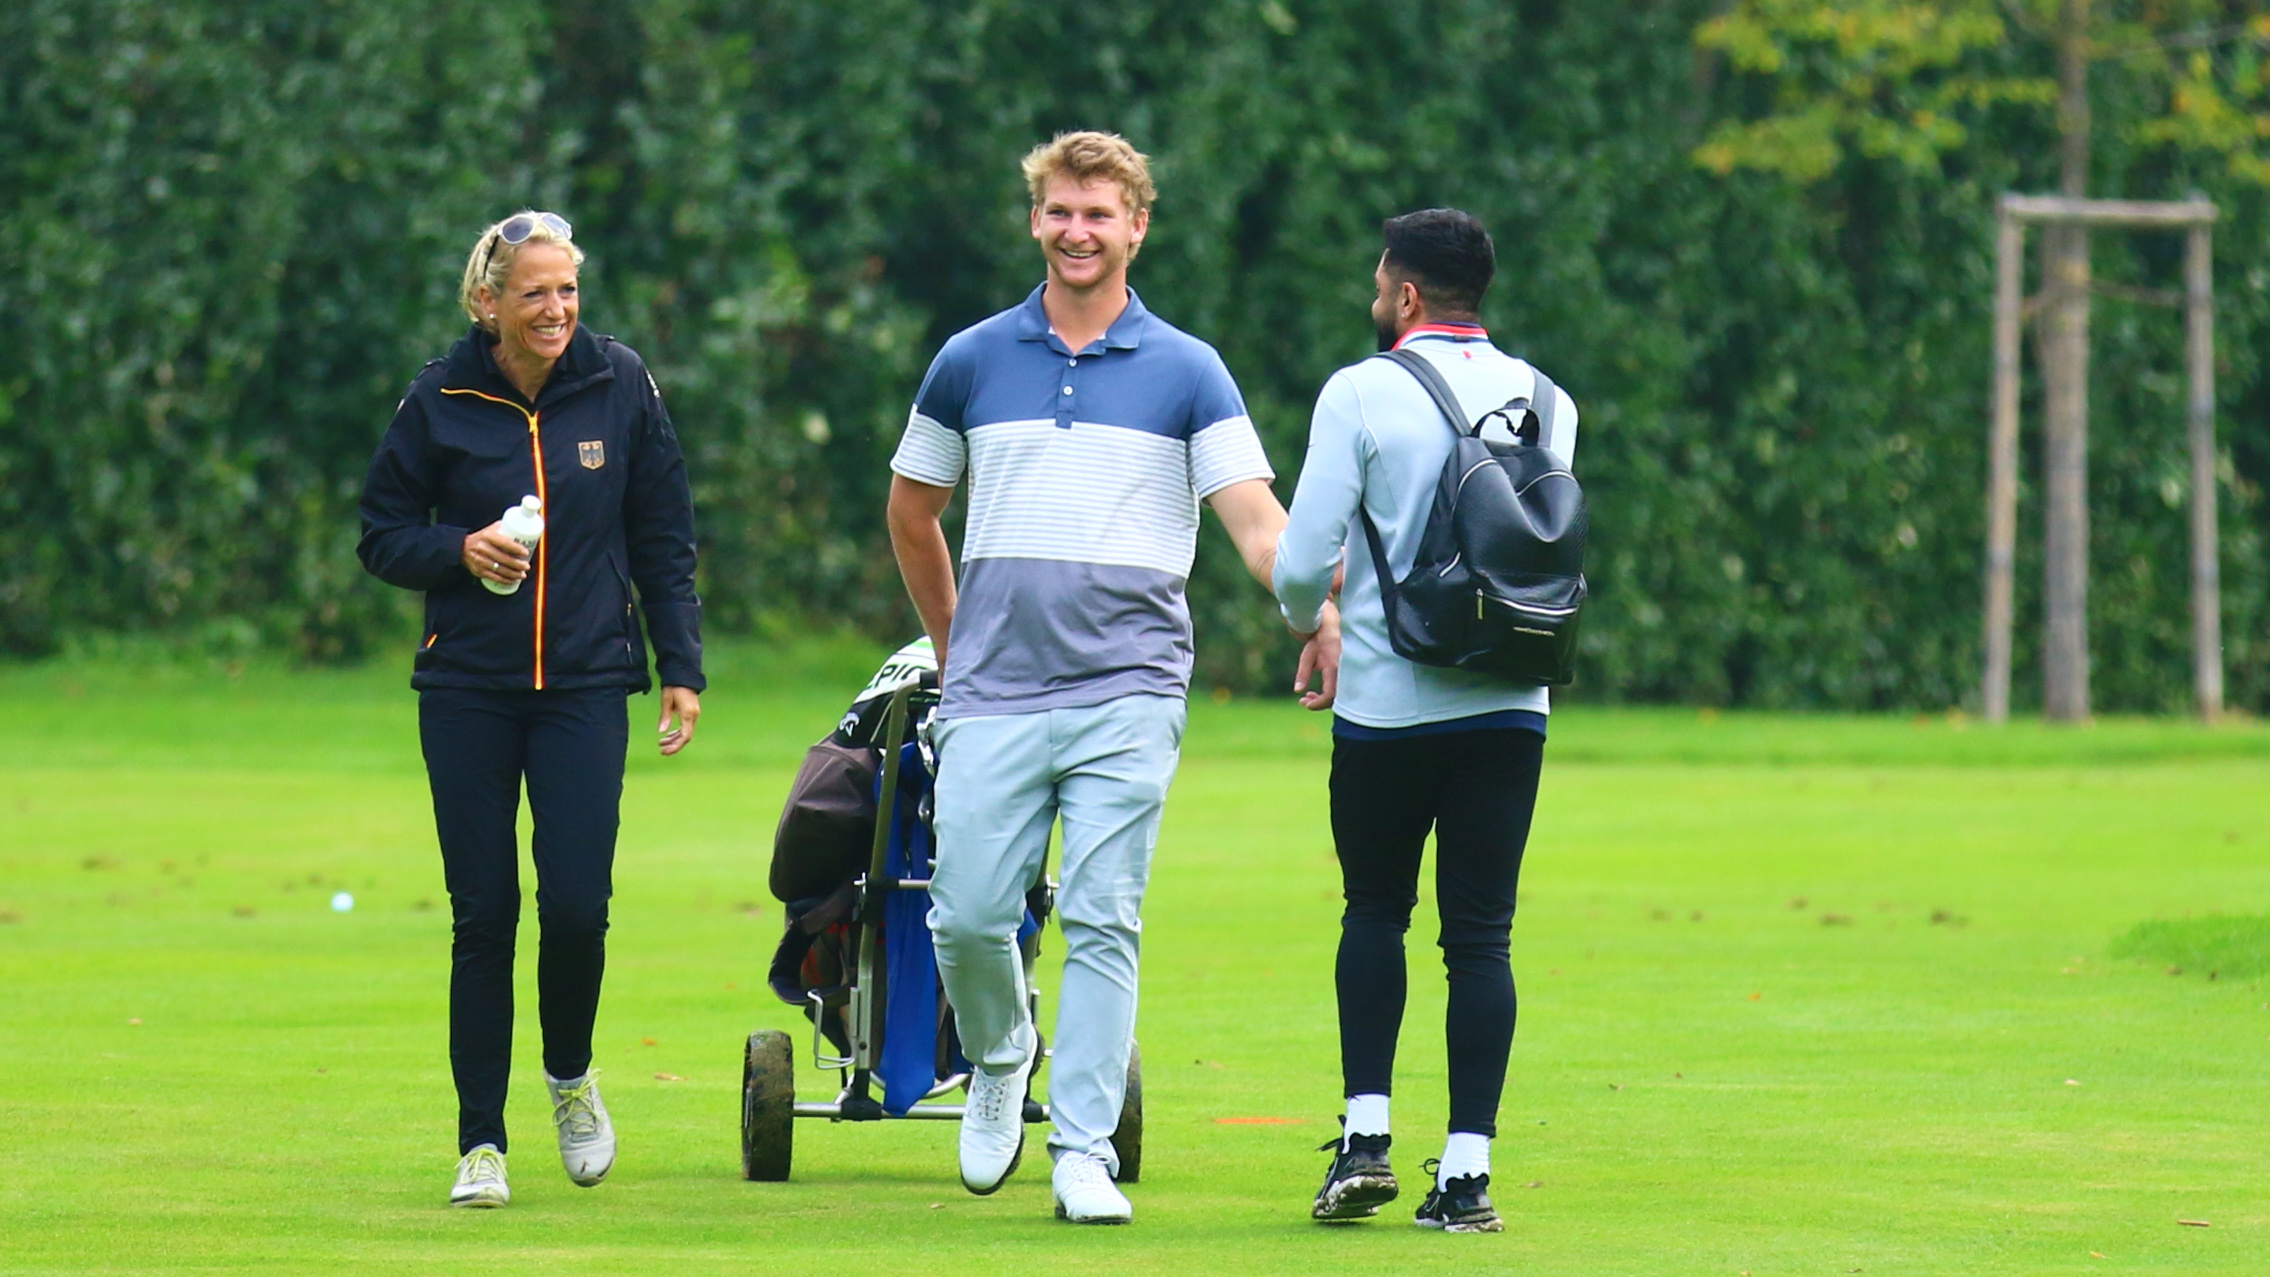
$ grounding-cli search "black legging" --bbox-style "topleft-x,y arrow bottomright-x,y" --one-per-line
1329,726 -> 1544,1138
420,687 -> 628,1154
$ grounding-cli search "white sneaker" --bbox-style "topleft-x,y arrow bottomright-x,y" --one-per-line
450,1144 -> 509,1208
958,1052 -> 1032,1195
546,1070 -> 616,1187
1053,1151 -> 1132,1224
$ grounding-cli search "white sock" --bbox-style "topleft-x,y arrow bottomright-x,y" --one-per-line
1437,1132 -> 1489,1188
1343,1093 -> 1390,1147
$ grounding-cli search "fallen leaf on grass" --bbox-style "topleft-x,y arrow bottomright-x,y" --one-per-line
2167,965 -> 2183,976
2065,1078 -> 2082,1086
231,906 -> 257,918
2090,1253 -> 2105,1259
929,1203 -> 943,1209
654,1072 -> 685,1082
127,1018 -> 141,1026
1609,1083 -> 1624,1091
2177,1219 -> 2211,1227
1748,992 -> 1762,1001
1788,897 -> 1808,910
642,1038 -> 658,1046
1525,1181 -> 1542,1189
1214,1116 -> 1299,1125
0,911 -> 20,925
1820,912 -> 1853,926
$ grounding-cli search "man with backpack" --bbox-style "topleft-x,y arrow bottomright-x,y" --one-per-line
1273,208 -> 1581,1234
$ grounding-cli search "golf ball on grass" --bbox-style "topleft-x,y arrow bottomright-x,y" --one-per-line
330,892 -> 354,913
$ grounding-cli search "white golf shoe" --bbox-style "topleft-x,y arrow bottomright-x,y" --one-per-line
958,1053 -> 1031,1195
449,1144 -> 510,1208
545,1070 -> 616,1187
1052,1151 -> 1132,1224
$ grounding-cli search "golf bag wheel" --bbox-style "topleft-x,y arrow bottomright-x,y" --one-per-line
741,1029 -> 794,1181
1110,1040 -> 1143,1184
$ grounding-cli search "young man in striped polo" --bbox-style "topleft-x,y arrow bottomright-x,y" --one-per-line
887,131 -> 1337,1224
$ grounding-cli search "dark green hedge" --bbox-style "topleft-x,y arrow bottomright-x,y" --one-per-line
5,0 -> 2265,711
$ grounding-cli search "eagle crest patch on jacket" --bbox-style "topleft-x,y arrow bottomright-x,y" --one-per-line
578,440 -> 605,470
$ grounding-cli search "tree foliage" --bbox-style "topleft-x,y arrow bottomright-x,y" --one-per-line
1697,1 -> 2270,183
4,0 -> 2267,712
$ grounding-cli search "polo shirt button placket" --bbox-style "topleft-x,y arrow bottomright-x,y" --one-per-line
1057,358 -> 1076,429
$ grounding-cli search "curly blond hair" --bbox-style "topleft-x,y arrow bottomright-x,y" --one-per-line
1021,131 -> 1156,216
459,212 -> 585,333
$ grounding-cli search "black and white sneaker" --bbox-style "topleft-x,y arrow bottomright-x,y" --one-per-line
1312,1127 -> 1398,1221
1414,1159 -> 1502,1233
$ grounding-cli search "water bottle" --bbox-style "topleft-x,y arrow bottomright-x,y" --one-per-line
482,495 -> 545,596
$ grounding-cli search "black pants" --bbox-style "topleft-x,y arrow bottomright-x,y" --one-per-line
1330,726 -> 1544,1139
419,686 -> 628,1154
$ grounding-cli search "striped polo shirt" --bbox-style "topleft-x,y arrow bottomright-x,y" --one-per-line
892,285 -> 1273,718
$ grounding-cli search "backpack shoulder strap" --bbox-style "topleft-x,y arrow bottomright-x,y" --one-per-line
1372,347 -> 1472,435
1357,506 -> 1401,603
1527,366 -> 1560,452
1357,347 -> 1470,599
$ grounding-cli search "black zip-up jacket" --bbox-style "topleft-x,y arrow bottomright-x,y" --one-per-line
358,324 -> 704,693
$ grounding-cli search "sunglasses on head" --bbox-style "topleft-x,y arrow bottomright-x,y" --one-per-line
481,211 -> 573,274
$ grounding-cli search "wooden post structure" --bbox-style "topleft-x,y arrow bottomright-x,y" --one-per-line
2186,224 -> 2223,718
2040,218 -> 2093,721
1983,212 -> 2025,724
1982,194 -> 2221,723
2041,0 -> 2093,723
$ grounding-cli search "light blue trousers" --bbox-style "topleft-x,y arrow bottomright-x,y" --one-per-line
927,693 -> 1185,1172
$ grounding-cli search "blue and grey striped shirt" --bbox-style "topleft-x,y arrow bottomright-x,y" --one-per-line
893,286 -> 1274,718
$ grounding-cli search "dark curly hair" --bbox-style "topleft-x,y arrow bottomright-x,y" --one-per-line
1381,208 -> 1494,318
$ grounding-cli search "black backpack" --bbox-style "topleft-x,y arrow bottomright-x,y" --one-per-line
1356,347 -> 1588,686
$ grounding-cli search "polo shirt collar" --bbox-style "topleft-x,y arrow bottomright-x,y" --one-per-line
1392,321 -> 1488,350
1016,283 -> 1151,355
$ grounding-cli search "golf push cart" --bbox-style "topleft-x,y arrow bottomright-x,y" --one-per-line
741,640 -> 1142,1182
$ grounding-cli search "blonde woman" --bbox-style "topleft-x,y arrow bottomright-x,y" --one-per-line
358,211 -> 705,1207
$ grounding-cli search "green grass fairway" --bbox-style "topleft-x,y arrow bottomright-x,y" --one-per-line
3,647 -> 2268,1274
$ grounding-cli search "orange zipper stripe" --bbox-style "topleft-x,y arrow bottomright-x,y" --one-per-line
531,411 -> 548,690
442,388 -> 548,690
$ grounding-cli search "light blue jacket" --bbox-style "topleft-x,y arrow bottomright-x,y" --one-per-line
1272,329 -> 1580,729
